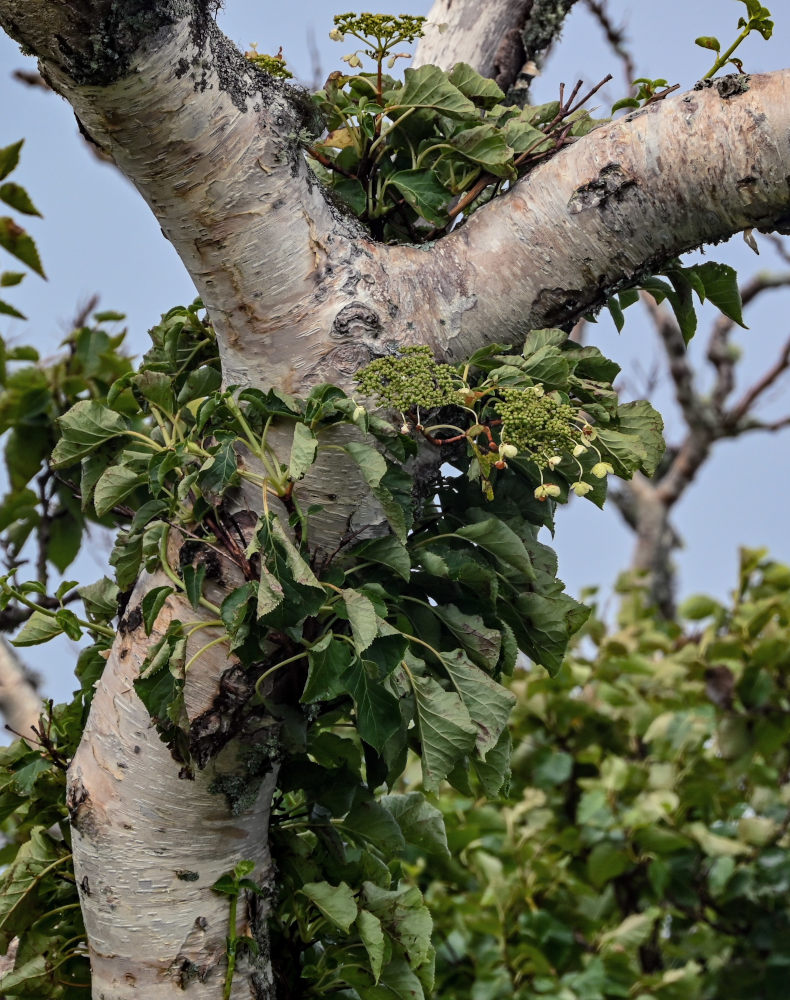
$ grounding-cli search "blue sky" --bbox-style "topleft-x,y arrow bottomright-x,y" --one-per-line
1,1 -> 790,699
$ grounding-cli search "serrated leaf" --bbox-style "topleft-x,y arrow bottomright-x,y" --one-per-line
343,659 -> 402,752
0,826 -> 63,951
596,399 -> 665,478
270,517 -> 322,589
51,400 -> 128,468
257,561 -> 285,618
342,588 -> 378,653
380,792 -> 449,856
302,633 -> 354,703
11,611 -> 63,647
361,882 -> 433,968
408,673 -> 476,793
440,648 -> 515,757
449,124 -> 514,176
344,799 -> 405,855
471,725 -> 512,797
54,608 -> 82,641
0,218 -> 44,277
79,576 -> 119,620
0,297 -> 25,319
301,881 -> 358,932
357,909 -> 386,983
353,535 -> 411,582
343,441 -> 388,488
432,604 -> 501,671
141,586 -> 174,636
288,422 -> 317,481
0,140 -> 23,182
0,183 -> 41,217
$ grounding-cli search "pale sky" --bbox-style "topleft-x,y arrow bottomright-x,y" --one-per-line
1,1 -> 790,700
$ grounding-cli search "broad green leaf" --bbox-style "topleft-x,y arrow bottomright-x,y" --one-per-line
353,535 -> 411,582
440,648 -> 515,757
692,260 -> 746,327
408,673 -> 476,793
288,422 -> 317,481
80,576 -> 119,620
501,116 -> 553,154
388,170 -> 451,226
0,183 -> 41,217
48,514 -> 82,572
0,270 -> 24,287
454,517 -> 536,580
342,588 -> 378,653
431,604 -> 501,670
380,792 -> 449,856
471,726 -> 511,797
301,881 -> 358,932
357,909 -> 386,983
51,400 -> 128,468
0,826 -> 63,951
141,586 -> 174,636
11,611 -> 63,647
93,464 -> 144,517
132,370 -> 176,414
449,125 -> 514,177
54,608 -> 82,641
362,882 -> 433,967
596,399 -> 665,478
344,799 -> 406,854
271,517 -> 323,589
0,140 -> 23,182
0,218 -> 44,277
342,443 -> 388,490
389,65 -> 476,118
343,660 -> 403,752
198,437 -> 238,498
302,633 -> 354,703
686,822 -> 751,857
0,297 -> 25,319
599,908 -> 660,951
447,62 -> 505,107
257,562 -> 285,618
0,953 -> 49,994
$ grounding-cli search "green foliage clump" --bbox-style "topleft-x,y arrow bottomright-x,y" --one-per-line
244,44 -> 293,79
0,139 -> 44,319
355,344 -> 461,411
415,549 -> 790,1000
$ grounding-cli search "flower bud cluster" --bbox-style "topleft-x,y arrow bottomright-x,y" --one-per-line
244,45 -> 293,79
496,387 -> 577,467
331,12 -> 427,45
355,345 -> 459,411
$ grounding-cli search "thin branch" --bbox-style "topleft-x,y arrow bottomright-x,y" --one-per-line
708,272 -> 790,411
726,335 -> 790,427
582,0 -> 636,88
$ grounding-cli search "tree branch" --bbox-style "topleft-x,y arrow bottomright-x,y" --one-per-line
641,292 -> 708,429
726,335 -> 790,427
0,639 -> 40,738
583,0 -> 636,89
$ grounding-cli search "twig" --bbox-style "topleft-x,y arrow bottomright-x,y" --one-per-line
583,0 -> 636,88
726,336 -> 790,427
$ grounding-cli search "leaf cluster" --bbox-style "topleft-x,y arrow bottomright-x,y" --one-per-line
696,1 -> 773,79
0,140 -> 44,321
417,548 -> 790,1000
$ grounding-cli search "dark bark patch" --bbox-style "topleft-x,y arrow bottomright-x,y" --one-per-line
568,163 -> 637,214
693,74 -> 751,99
119,605 -> 143,635
331,301 -> 382,340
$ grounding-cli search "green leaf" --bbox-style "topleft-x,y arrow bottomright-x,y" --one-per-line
302,633 -> 354,703
48,513 -> 82,573
440,648 -> 515,757
257,562 -> 285,618
141,586 -> 174,636
447,62 -> 505,107
289,422 -> 318,481
454,517 -> 536,581
388,170 -> 451,226
182,564 -> 207,612
596,399 -> 665,478
0,270 -> 24,287
691,261 -> 746,328
270,518 -> 323,590
380,792 -> 449,856
343,659 -> 403,752
0,297 -> 25,319
301,881 -> 358,932
342,588 -> 378,653
390,65 -> 476,118
362,882 -> 434,968
132,370 -> 176,414
0,218 -> 44,277
431,604 -> 501,671
357,909 -> 386,983
695,35 -> 721,51
51,400 -> 128,468
93,464 -> 144,517
80,576 -> 119,620
352,535 -> 411,582
449,124 -> 514,177
0,183 -> 41,217
409,672 -> 476,793
471,725 -> 511,797
54,608 -> 82,641
344,799 -> 406,854
342,443 -> 389,490
0,826 -> 63,951
11,611 -> 63,647
0,140 -> 23,182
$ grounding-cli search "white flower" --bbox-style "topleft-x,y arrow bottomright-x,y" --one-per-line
499,443 -> 518,459
534,483 -> 561,501
572,443 -> 588,458
571,481 -> 593,497
329,28 -> 345,41
591,461 -> 614,478
547,455 -> 562,469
